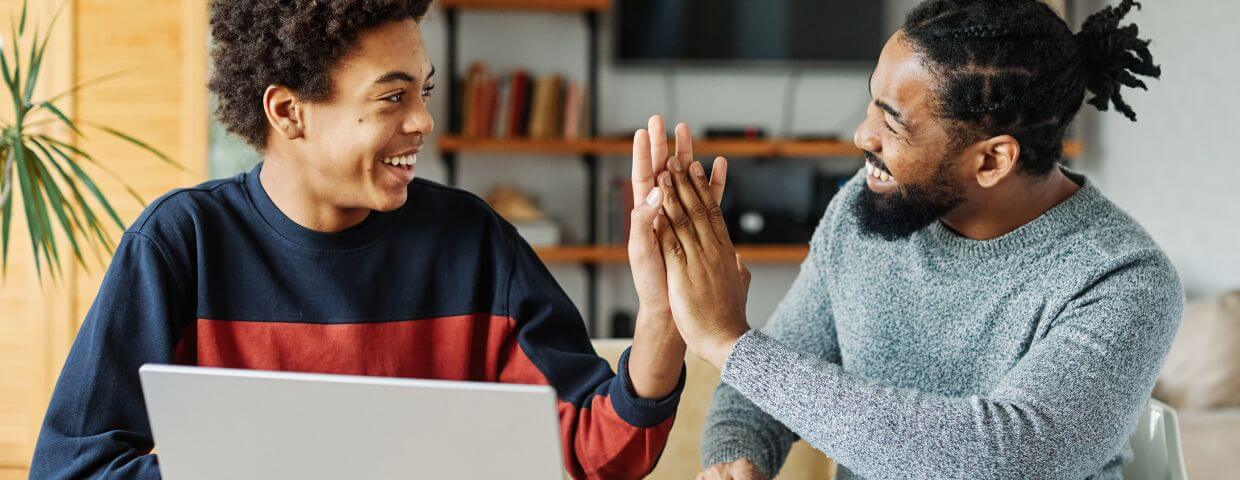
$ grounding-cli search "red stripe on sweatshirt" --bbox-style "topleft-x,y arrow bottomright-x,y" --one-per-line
187,315 -> 514,379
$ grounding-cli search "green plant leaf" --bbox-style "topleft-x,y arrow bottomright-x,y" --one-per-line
40,68 -> 133,107
34,136 -> 114,265
23,26 -> 45,104
37,101 -> 81,137
18,0 -> 28,37
0,39 -> 22,121
79,121 -> 186,174
33,138 -> 110,251
40,138 -> 125,232
12,136 -> 46,277
25,147 -> 64,278
39,135 -> 144,205
28,138 -> 87,268
1,148 -> 12,275
8,18 -> 22,118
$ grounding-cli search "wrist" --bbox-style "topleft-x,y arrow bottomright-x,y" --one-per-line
703,322 -> 748,370
635,305 -> 675,333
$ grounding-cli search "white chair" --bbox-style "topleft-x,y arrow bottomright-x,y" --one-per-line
1123,399 -> 1189,480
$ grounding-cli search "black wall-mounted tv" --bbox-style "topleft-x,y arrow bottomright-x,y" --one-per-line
615,0 -> 886,66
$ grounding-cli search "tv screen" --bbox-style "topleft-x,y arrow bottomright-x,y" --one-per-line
615,0 -> 886,65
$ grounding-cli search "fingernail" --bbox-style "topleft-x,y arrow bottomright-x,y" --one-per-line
660,172 -> 671,186
668,157 -> 682,172
646,187 -> 661,206
690,161 -> 705,177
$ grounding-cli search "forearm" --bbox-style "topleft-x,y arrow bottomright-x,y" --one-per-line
701,383 -> 799,478
722,331 -> 1143,480
628,308 -> 687,399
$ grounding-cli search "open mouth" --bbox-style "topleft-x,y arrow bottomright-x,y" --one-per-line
380,153 -> 417,169
378,152 -> 418,184
865,158 -> 896,184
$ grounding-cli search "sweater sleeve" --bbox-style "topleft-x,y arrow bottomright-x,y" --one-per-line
30,232 -> 187,480
719,250 -> 1183,480
497,227 -> 683,480
701,208 -> 842,478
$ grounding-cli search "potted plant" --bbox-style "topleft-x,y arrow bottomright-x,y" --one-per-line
0,0 -> 179,279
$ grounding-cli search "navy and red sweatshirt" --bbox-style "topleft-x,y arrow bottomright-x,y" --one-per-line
30,163 -> 683,479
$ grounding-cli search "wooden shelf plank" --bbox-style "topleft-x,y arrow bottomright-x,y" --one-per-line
438,0 -> 611,11
534,245 -> 810,264
440,136 -> 1085,158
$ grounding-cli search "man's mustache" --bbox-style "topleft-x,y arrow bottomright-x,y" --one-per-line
863,151 -> 890,174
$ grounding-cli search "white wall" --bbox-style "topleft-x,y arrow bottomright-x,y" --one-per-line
414,0 -> 1238,333
1072,0 -> 1240,298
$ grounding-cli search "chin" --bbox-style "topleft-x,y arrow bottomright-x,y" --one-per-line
371,191 -> 409,212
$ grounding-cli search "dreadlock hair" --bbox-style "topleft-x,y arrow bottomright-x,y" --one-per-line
209,0 -> 434,150
902,0 -> 1161,175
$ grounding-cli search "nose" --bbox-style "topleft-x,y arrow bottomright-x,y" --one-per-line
404,99 -> 435,137
854,104 -> 882,155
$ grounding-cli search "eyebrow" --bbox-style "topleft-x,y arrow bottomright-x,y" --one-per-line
867,72 -> 910,130
372,71 -> 415,86
874,99 -> 909,129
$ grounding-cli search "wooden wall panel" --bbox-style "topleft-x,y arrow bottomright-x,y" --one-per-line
0,0 -> 209,470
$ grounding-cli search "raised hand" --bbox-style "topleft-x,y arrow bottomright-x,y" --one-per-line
654,123 -> 751,369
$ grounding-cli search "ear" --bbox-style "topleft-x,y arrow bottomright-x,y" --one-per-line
973,134 -> 1020,188
263,85 -> 305,141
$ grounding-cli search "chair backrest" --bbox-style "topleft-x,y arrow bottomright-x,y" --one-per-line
1123,399 -> 1189,480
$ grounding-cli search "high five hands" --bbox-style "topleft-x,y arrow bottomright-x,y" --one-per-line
628,115 -> 753,371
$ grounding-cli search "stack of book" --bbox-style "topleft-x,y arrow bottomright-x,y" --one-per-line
457,62 -> 587,140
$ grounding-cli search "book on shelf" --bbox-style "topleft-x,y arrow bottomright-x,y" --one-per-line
455,63 -> 585,141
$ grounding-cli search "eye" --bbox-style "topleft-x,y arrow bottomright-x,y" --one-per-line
883,120 -> 899,135
383,91 -> 405,103
421,83 -> 436,99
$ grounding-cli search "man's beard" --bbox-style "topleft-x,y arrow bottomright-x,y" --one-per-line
852,152 -> 966,240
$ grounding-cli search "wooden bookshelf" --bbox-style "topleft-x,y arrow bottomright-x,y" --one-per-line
534,245 -> 811,264
438,0 -> 611,11
441,136 -> 1085,158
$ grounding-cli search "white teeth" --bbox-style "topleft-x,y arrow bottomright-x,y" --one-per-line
382,154 -> 418,166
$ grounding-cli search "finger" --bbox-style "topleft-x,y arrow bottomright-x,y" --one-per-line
674,122 -> 694,170
667,156 -> 719,252
631,129 -> 654,200
709,156 -> 728,205
628,187 -> 663,262
660,165 -> 706,262
648,115 -> 668,176
685,157 -> 731,248
654,208 -> 688,270
736,253 -> 752,292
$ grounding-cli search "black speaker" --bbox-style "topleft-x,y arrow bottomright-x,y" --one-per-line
717,160 -> 843,244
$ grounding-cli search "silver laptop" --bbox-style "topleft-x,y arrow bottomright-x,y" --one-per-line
139,364 -> 565,479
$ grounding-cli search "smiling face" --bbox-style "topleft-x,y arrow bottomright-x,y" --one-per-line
292,19 -> 435,213
851,31 -> 970,240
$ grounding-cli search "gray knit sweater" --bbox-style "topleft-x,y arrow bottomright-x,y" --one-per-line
701,168 -> 1183,480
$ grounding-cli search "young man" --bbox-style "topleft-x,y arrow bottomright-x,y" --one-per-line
30,2 -> 702,479
629,1 -> 1180,479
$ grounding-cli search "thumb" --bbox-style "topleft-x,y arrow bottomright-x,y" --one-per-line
629,187 -> 663,260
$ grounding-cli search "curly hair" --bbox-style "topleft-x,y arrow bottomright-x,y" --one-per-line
209,0 -> 434,150
902,0 -> 1160,175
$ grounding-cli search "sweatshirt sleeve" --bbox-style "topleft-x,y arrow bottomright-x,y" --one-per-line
496,226 -> 683,480
30,232 -> 187,480
718,250 -> 1182,480
701,204 -> 842,478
